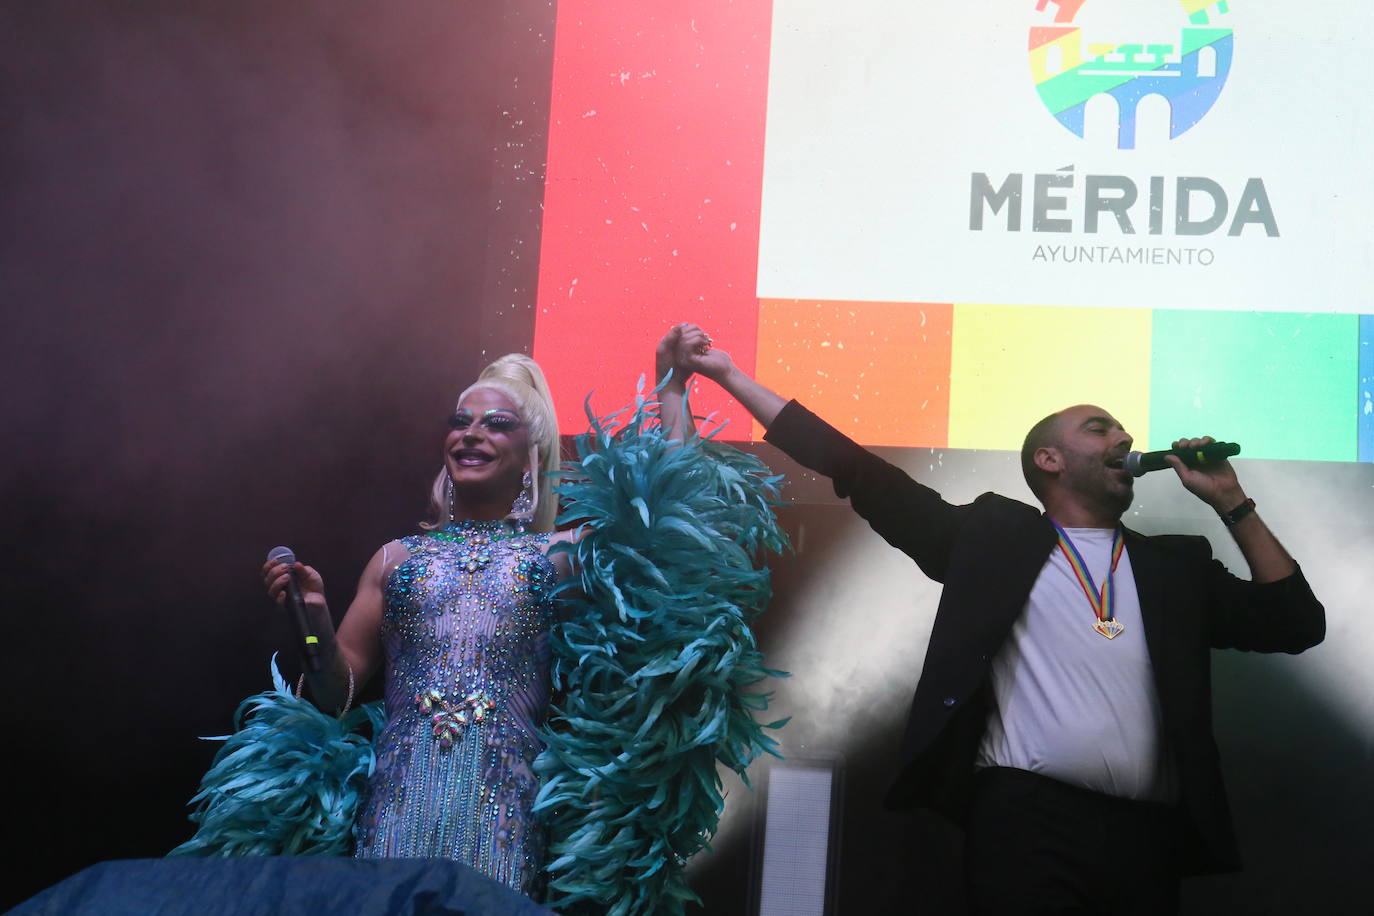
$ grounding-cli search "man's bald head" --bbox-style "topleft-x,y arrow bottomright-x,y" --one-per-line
1021,409 -> 1064,501
1021,405 -> 1136,523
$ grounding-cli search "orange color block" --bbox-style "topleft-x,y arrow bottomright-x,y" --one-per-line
755,299 -> 953,447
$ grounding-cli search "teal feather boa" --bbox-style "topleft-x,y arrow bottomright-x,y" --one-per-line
535,386 -> 790,915
169,657 -> 385,857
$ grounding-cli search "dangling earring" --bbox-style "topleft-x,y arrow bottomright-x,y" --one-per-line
510,470 -> 534,520
445,477 -> 456,523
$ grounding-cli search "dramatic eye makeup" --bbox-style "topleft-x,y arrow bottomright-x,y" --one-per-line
447,409 -> 524,433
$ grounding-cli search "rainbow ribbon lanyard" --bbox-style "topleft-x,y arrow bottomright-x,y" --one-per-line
1049,519 -> 1126,640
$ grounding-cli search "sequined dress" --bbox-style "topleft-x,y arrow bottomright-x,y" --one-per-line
354,520 -> 556,897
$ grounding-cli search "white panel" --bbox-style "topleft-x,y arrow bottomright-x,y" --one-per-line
758,0 -> 1374,313
758,764 -> 834,916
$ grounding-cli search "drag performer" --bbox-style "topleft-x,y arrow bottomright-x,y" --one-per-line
662,324 -> 1324,915
257,353 -> 566,895
175,339 -> 787,916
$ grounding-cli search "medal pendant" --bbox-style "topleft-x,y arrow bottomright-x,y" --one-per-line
1094,618 -> 1124,640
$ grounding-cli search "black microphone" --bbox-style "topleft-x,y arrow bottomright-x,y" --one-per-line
1123,441 -> 1241,478
266,546 -> 322,672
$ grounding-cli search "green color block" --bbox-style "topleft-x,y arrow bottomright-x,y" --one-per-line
1149,311 -> 1357,461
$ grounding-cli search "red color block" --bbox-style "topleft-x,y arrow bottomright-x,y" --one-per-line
533,0 -> 774,438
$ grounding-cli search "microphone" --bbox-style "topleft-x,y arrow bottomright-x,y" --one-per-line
1123,441 -> 1241,478
266,546 -> 322,672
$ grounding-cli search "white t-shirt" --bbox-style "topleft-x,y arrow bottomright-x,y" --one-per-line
976,527 -> 1176,802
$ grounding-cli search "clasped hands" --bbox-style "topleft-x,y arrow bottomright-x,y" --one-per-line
656,323 -> 733,392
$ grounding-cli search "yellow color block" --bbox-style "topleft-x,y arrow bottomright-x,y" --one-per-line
948,304 -> 1152,451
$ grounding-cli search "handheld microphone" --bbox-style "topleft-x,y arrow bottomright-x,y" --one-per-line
266,546 -> 322,672
1123,441 -> 1241,478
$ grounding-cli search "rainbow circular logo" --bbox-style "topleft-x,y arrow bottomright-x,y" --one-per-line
1029,1 -> 1234,149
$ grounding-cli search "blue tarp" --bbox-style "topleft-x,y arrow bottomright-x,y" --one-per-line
8,857 -> 556,916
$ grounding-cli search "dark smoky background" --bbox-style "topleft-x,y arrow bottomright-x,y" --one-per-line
0,0 -> 552,906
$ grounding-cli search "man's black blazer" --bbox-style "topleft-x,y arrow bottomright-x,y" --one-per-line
765,401 -> 1325,875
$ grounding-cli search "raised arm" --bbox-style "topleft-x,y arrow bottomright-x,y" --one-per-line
654,324 -> 696,442
1161,442 -> 1325,652
1163,437 -> 1296,584
660,322 -> 981,581
262,545 -> 390,712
